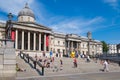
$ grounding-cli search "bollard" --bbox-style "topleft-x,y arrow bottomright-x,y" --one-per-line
42,67 -> 44,76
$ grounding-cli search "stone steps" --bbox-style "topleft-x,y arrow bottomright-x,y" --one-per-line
16,56 -> 40,77
17,56 -> 120,77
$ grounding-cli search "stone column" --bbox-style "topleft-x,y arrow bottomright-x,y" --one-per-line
88,41 -> 90,55
95,44 -> 97,54
15,29 -> 18,49
34,32 -> 36,51
28,32 -> 30,50
68,41 -> 70,49
79,42 -> 81,53
67,41 -> 70,56
71,41 -> 73,51
76,42 -> 78,50
44,34 -> 46,52
39,33 -> 41,51
22,30 -> 24,50
75,42 -> 78,53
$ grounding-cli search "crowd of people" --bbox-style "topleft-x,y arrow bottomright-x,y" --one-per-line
33,53 -> 63,72
17,51 -> 110,73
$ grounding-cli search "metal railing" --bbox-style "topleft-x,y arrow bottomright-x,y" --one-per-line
19,52 -> 44,76
99,53 -> 120,66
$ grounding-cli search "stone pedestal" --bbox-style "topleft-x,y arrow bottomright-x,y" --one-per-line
0,40 -> 16,80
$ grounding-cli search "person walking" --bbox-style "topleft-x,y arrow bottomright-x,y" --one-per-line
73,58 -> 77,68
50,50 -> 53,58
86,55 -> 90,62
103,60 -> 109,72
60,59 -> 63,70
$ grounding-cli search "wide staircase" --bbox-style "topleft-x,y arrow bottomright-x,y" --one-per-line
16,56 -> 120,77
16,56 -> 40,77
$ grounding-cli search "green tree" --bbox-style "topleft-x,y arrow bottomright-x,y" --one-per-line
101,41 -> 109,53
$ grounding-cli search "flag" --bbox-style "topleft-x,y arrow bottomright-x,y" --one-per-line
11,30 -> 15,41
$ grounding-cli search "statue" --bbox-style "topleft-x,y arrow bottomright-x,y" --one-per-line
6,13 -> 13,39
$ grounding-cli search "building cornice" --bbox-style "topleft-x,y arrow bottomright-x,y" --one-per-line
12,21 -> 52,31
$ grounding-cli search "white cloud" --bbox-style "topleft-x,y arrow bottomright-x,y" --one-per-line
103,0 -> 120,24
103,0 -> 118,8
0,0 -> 34,15
0,20 -> 6,23
49,17 -> 105,35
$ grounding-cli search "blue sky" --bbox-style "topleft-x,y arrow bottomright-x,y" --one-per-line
0,0 -> 120,44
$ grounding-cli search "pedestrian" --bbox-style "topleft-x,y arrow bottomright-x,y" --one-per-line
50,50 -> 53,58
35,54 -> 38,61
95,54 -> 99,63
103,60 -> 109,72
86,55 -> 90,62
60,59 -> 63,70
16,63 -> 26,72
82,54 -> 85,59
43,51 -> 45,57
73,58 -> 77,68
56,52 -> 58,57
33,60 -> 37,69
39,56 -> 42,62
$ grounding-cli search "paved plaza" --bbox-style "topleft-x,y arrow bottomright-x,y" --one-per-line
17,72 -> 120,80
16,56 -> 120,80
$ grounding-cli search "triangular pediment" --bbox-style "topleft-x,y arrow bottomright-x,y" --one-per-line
12,21 -> 52,31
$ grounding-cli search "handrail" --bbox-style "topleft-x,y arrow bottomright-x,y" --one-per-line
19,52 -> 44,75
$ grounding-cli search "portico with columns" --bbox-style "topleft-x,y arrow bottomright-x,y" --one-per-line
66,34 -> 81,56
13,24 -> 52,53
10,3 -> 52,55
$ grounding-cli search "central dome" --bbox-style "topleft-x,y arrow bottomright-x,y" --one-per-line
18,3 -> 35,18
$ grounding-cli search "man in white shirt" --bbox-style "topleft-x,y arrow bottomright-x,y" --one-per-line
103,60 -> 109,72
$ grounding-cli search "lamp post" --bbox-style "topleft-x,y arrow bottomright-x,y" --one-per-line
6,13 -> 13,39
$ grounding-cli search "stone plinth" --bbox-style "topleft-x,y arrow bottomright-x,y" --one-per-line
0,55 -> 3,69
0,40 -> 16,80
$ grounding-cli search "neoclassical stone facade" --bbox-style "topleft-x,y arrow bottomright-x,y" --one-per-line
108,44 -> 117,54
51,33 -> 102,56
0,4 -> 103,56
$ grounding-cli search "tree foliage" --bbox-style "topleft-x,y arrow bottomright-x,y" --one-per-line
101,41 -> 109,53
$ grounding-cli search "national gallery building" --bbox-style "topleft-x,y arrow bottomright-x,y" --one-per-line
0,4 -> 102,56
